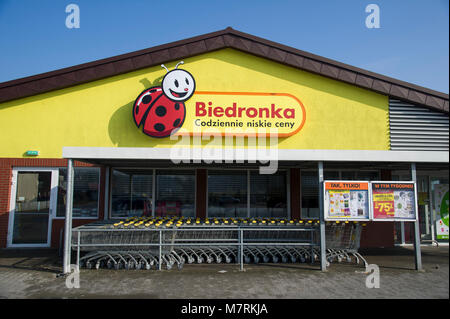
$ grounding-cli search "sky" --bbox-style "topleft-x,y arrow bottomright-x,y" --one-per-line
0,0 -> 448,93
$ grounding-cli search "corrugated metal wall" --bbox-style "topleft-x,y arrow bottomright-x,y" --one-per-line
389,99 -> 449,151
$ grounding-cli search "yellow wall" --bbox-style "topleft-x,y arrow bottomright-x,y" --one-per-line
0,48 -> 389,158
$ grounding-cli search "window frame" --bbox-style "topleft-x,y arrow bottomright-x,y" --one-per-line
206,168 -> 290,219
109,167 -> 197,219
53,166 -> 101,220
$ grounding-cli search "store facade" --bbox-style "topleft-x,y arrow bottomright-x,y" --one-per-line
0,28 -> 448,251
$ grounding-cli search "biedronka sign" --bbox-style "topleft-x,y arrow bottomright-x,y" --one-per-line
132,62 -> 306,138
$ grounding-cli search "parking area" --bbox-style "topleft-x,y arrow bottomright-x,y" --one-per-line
0,246 -> 448,299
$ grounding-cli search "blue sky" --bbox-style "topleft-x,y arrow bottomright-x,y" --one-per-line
0,0 -> 448,93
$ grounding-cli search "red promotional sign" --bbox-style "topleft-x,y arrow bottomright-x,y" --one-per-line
371,182 -> 417,221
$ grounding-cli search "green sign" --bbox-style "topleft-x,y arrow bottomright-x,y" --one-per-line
435,185 -> 449,240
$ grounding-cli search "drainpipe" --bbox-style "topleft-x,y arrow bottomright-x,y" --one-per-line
318,161 -> 326,271
63,159 -> 74,274
411,163 -> 423,271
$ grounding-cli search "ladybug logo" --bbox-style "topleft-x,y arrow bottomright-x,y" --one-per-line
133,61 -> 196,138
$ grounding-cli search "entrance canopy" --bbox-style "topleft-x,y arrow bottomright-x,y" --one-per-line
63,146 -> 449,164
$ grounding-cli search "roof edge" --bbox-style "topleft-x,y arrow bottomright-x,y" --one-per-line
0,27 -> 448,113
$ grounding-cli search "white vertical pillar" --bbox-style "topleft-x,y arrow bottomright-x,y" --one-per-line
318,162 -> 326,271
63,159 -> 74,274
411,163 -> 423,271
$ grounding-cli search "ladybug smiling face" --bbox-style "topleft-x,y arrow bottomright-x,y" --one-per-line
132,61 -> 196,138
162,64 -> 195,101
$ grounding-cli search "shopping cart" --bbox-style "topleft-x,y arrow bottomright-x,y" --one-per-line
321,221 -> 367,267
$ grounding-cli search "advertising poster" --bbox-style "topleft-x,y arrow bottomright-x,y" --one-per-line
434,184 -> 449,240
324,181 -> 370,221
371,182 -> 417,221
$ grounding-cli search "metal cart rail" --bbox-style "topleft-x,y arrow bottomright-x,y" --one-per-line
71,218 -> 367,270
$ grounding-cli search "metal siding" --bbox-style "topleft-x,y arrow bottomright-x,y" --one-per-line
389,99 -> 449,151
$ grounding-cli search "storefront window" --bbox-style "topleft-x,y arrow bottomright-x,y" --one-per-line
250,170 -> 287,218
301,171 -> 320,219
341,171 -> 379,181
431,175 -> 449,242
155,170 -> 195,217
57,167 -> 100,218
208,170 -> 247,218
111,169 -> 153,218
393,171 -> 449,244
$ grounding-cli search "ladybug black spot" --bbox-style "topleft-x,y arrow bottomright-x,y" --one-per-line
142,95 -> 152,104
155,106 -> 167,117
174,103 -> 180,110
154,123 -> 165,132
173,119 -> 181,127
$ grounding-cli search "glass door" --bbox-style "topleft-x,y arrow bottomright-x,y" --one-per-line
431,176 -> 449,243
8,169 -> 58,247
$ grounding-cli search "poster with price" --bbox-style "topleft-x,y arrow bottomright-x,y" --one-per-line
324,181 -> 370,221
371,182 -> 417,221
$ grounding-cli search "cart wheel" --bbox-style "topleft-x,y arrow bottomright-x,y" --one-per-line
86,262 -> 92,269
254,256 -> 260,264
263,256 -> 270,263
291,257 -> 297,263
177,263 -> 184,270
281,256 -> 288,263
244,256 -> 251,264
225,257 -> 231,264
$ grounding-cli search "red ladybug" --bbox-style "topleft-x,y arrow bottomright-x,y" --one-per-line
133,61 -> 196,138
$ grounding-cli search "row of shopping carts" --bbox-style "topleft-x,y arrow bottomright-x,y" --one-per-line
110,216 -> 318,228
77,245 -> 321,271
71,218 -> 367,270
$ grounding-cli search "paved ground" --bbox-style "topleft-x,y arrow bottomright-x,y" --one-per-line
0,246 -> 448,299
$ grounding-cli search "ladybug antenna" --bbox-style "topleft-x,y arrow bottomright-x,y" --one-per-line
161,64 -> 169,72
175,61 -> 184,69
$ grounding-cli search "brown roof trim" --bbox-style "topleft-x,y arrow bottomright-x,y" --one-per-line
0,27 -> 448,113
